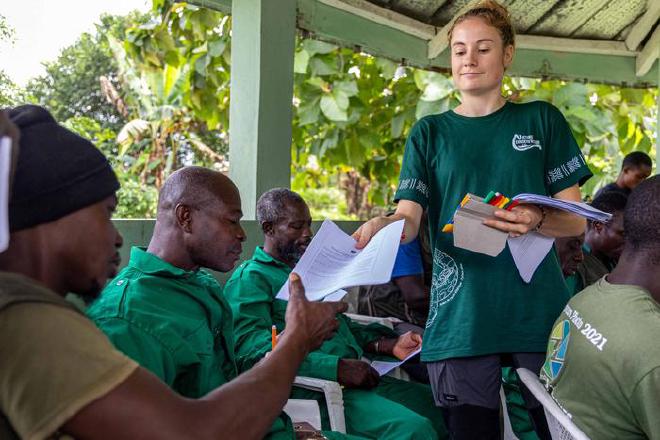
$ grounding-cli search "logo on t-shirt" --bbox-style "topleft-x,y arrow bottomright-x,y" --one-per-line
542,319 -> 570,384
512,134 -> 542,151
427,249 -> 464,328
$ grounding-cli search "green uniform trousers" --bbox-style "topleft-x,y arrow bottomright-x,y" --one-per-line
267,431 -> 365,440
502,367 -> 539,440
291,376 -> 444,440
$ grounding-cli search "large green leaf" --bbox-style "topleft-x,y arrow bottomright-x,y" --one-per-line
310,57 -> 338,76
294,50 -> 310,74
334,80 -> 358,97
303,39 -> 337,55
320,94 -> 348,121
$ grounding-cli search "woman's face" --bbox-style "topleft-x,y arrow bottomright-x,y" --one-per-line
450,17 -> 513,95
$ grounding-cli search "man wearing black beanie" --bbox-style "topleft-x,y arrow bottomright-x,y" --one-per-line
0,105 -> 346,440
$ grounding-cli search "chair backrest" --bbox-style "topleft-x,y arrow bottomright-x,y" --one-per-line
516,368 -> 590,440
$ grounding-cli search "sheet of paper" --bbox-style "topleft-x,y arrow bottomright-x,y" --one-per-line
0,137 -> 12,252
322,289 -> 347,302
370,347 -> 422,376
277,219 -> 404,301
507,232 -> 555,283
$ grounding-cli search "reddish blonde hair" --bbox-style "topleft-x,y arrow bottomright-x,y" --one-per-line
447,0 -> 515,48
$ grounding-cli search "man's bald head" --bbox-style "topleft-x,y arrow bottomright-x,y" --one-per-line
157,166 -> 239,221
149,166 -> 245,272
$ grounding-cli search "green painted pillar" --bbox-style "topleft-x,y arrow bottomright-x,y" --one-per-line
657,63 -> 659,169
228,0 -> 296,219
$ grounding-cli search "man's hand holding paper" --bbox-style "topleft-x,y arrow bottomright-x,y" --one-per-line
276,219 -> 404,301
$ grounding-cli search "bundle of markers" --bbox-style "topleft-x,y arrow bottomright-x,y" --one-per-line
441,191 -> 520,233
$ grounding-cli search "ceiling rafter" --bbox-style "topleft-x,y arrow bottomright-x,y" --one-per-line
625,1 -> 660,51
636,23 -> 660,76
318,0 -> 436,39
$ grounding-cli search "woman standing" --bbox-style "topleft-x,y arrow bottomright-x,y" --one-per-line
354,2 -> 592,438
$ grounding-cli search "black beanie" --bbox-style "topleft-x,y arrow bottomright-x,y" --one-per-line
8,105 -> 120,232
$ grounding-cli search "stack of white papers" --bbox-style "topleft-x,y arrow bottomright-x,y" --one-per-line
276,219 -> 404,301
512,193 -> 612,223
0,137 -> 12,253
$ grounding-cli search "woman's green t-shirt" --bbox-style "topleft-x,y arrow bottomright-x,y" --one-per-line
394,100 -> 592,362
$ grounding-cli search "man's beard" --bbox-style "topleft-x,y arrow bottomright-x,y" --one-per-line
278,241 -> 304,264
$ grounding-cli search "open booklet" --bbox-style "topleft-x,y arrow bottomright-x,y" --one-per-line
512,193 -> 612,223
276,219 -> 404,301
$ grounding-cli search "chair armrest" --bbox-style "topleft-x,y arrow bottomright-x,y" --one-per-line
293,376 -> 346,433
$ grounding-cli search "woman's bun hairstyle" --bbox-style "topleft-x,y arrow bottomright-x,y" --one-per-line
448,0 -> 515,48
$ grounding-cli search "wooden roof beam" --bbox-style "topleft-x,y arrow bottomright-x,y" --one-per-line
625,2 -> 660,51
636,24 -> 660,76
318,0 -> 436,40
517,35 -> 635,57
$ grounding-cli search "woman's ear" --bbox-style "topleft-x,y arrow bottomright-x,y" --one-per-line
503,44 -> 514,70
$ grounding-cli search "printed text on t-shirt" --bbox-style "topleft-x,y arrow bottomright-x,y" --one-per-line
562,303 -> 608,351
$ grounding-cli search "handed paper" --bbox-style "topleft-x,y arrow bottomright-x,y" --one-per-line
277,219 -> 404,301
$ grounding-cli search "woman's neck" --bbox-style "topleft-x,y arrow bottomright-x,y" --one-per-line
454,90 -> 506,117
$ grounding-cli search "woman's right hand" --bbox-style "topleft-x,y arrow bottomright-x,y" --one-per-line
353,200 -> 423,249
352,215 -> 402,249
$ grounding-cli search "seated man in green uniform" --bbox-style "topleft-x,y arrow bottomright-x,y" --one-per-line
554,233 -> 585,296
542,175 -> 660,439
1,106 -> 345,440
225,188 -> 446,440
576,191 -> 627,290
88,167 -> 353,440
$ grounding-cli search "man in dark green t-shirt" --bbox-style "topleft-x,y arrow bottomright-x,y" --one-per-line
88,168 -> 354,440
542,176 -> 660,439
593,151 -> 652,199
225,188 -> 446,440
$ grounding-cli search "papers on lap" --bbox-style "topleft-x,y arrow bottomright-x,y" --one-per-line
276,219 -> 404,301
370,347 -> 421,376
0,137 -> 12,252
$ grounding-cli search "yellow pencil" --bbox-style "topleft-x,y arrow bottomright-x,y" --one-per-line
271,325 -> 277,350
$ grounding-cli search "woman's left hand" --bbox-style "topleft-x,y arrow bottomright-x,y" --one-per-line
482,204 -> 543,237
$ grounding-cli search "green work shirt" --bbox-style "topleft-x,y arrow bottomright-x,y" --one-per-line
395,101 -> 592,362
87,247 -> 237,398
542,279 -> 660,440
564,274 -> 582,297
576,243 -> 615,290
224,246 -> 396,381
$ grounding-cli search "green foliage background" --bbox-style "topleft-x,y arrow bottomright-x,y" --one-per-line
3,4 -> 657,219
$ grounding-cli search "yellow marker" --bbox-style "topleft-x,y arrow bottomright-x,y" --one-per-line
442,224 -> 454,233
271,325 -> 277,350
459,194 -> 471,207
497,197 -> 510,209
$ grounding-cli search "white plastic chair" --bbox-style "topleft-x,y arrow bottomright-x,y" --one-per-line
516,368 -> 590,440
288,376 -> 347,433
285,312 -> 406,433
